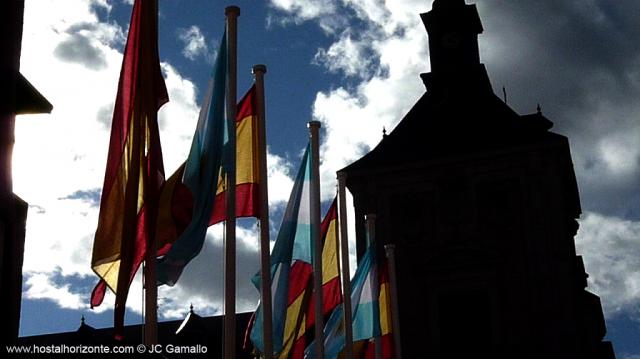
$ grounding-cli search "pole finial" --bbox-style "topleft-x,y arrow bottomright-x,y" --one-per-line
537,103 -> 542,114
225,5 -> 240,17
81,315 -> 85,325
190,303 -> 194,313
252,64 -> 267,75
383,126 -> 387,138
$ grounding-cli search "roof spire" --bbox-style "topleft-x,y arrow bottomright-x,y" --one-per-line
190,303 -> 194,313
81,315 -> 85,325
382,126 -> 387,138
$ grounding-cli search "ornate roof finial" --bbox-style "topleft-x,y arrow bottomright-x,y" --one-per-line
190,303 -> 194,313
81,315 -> 85,325
537,103 -> 542,114
382,126 -> 387,138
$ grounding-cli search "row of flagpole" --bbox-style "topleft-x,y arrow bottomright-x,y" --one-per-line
89,1 -> 404,357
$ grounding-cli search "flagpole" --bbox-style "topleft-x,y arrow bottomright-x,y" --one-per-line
224,5 -> 239,359
142,0 -> 160,346
384,244 -> 402,359
337,172 -> 354,359
308,121 -> 324,359
365,213 -> 382,359
253,64 -> 273,359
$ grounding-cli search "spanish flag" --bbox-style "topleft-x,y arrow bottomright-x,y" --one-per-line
289,198 -> 343,358
90,0 -> 167,338
89,83 -> 261,305
249,195 -> 343,358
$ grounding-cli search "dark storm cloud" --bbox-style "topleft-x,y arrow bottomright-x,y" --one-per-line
53,32 -> 108,70
474,0 -> 640,219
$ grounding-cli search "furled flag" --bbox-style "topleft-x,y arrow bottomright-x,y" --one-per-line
90,0 -> 168,338
250,144 -> 313,357
155,29 -> 229,286
304,247 -> 381,359
89,77 -> 262,305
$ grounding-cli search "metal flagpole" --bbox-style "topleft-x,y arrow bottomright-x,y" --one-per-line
384,244 -> 402,359
143,0 -> 160,346
365,213 -> 382,359
337,172 -> 354,359
253,64 -> 273,359
308,121 -> 324,359
224,5 -> 239,359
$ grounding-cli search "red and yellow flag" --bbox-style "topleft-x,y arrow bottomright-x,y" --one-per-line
284,198 -> 344,358
90,0 -> 167,338
91,85 -> 262,306
354,260 -> 395,359
155,85 -> 261,251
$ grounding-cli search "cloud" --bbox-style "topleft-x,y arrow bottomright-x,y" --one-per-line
269,0 -> 640,337
58,189 -> 101,207
177,25 -> 209,61
53,33 -> 108,70
576,212 -> 640,316
16,0 -> 299,324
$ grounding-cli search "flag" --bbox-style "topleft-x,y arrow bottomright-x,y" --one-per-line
289,198 -> 343,357
155,29 -> 229,286
250,144 -> 313,357
90,81 -> 262,306
356,259 -> 394,359
304,247 -> 380,359
211,85 -> 261,221
90,0 -> 167,338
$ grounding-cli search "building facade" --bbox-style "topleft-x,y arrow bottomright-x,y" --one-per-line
341,1 -> 614,358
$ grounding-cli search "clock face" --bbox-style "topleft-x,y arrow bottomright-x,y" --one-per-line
442,32 -> 461,49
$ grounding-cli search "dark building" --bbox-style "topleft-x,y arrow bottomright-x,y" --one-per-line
341,0 -> 614,358
1,0 -> 52,347
15,310 -> 254,358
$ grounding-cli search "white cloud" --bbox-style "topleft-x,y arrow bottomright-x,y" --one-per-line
271,0 -> 640,328
177,25 -> 209,61
24,274 -> 86,310
15,0 -> 296,325
271,0 -> 337,21
576,212 -> 640,316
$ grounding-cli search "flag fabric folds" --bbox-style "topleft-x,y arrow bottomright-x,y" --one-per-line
304,247 -> 380,359
250,144 -> 313,357
90,0 -> 167,338
90,76 -> 262,306
355,259 -> 394,359
152,83 -> 261,285
155,30 -> 229,286
289,198 -> 343,357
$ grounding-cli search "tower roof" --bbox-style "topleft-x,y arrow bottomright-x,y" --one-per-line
341,0 -> 558,177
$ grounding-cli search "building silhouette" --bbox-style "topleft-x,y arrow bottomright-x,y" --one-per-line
340,0 -> 614,358
1,0 -> 52,348
2,0 -> 618,358
16,309 -> 254,358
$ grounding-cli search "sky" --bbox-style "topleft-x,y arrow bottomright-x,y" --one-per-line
14,0 -> 639,357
